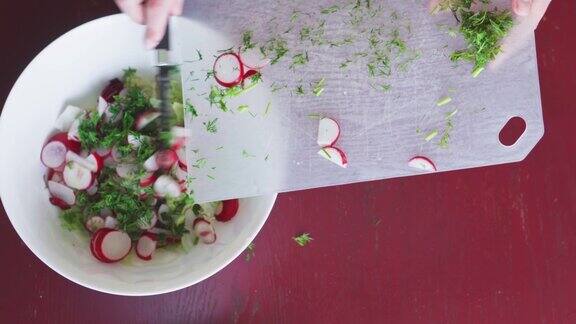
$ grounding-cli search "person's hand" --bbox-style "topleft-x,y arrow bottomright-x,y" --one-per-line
115,0 -> 184,49
429,0 -> 552,68
492,0 -> 551,68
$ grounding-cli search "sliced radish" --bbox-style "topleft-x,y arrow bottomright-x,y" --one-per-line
97,230 -> 132,262
85,216 -> 105,233
86,179 -> 99,195
213,52 -> 244,88
157,204 -> 170,224
175,147 -> 187,168
408,156 -> 437,172
139,172 -> 157,188
171,163 -> 188,182
318,147 -> 348,168
49,197 -> 71,210
143,153 -> 159,172
127,134 -> 150,148
317,117 -> 340,147
116,163 -> 137,178
136,233 -> 157,261
138,212 -> 158,230
90,228 -> 113,262
48,180 -> 76,206
214,199 -> 239,222
67,118 -> 81,141
63,161 -> 94,190
153,175 -> 182,198
66,151 -> 99,173
41,133 -> 80,168
94,147 -> 111,158
239,47 -> 270,70
135,111 -> 161,131
156,149 -> 178,170
85,153 -> 104,173
54,164 -> 66,173
104,216 -> 118,229
54,105 -> 84,132
100,78 -> 124,103
170,126 -> 188,149
97,96 -> 108,117
45,169 -> 64,184
193,218 -> 217,244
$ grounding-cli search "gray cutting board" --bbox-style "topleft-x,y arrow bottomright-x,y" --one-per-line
173,0 -> 543,203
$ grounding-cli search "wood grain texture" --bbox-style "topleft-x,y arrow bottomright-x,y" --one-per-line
1,1 -> 576,323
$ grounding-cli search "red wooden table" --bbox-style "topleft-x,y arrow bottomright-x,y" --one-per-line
1,1 -> 575,323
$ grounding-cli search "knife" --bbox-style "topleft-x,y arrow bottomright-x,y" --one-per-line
153,22 -> 176,150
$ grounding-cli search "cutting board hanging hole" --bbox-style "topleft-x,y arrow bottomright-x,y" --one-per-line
499,116 -> 527,147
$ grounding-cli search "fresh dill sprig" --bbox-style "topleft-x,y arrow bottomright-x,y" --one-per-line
293,233 -> 313,247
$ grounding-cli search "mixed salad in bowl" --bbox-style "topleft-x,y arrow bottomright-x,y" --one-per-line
40,69 -> 238,263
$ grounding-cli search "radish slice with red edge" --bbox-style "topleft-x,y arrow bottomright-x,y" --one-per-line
213,52 -> 244,88
153,175 -> 182,198
157,204 -> 170,224
100,78 -> 124,103
139,172 -> 157,188
116,163 -> 138,178
86,180 -> 98,196
94,147 -> 111,158
408,156 -> 437,172
48,180 -> 76,206
318,147 -> 348,168
144,153 -> 159,172
317,117 -> 340,147
175,147 -> 187,168
193,218 -> 217,244
45,169 -> 64,184
41,133 -> 80,168
104,216 -> 118,229
215,199 -> 239,222
156,149 -> 178,170
66,151 -> 99,173
54,105 -> 83,132
97,96 -> 108,117
90,228 -> 113,262
67,118 -> 81,141
97,230 -> 132,263
239,47 -> 270,70
136,233 -> 157,261
138,212 -> 158,230
85,153 -> 104,173
85,216 -> 105,233
63,161 -> 94,190
171,163 -> 188,182
49,197 -> 71,210
135,111 -> 161,130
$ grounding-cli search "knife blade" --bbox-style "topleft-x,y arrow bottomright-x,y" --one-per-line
153,22 -> 176,150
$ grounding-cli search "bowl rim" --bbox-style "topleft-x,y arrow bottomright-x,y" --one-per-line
0,14 -> 278,296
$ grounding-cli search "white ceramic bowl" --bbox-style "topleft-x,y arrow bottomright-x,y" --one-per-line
0,15 -> 276,296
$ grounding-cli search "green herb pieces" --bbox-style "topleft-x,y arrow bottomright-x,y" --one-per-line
245,242 -> 255,261
437,0 -> 513,75
312,78 -> 326,97
237,104 -> 249,113
436,96 -> 453,106
425,130 -> 439,142
242,30 -> 256,50
203,118 -> 218,133
293,233 -> 313,247
242,149 -> 255,158
290,52 -> 309,69
321,5 -> 340,14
